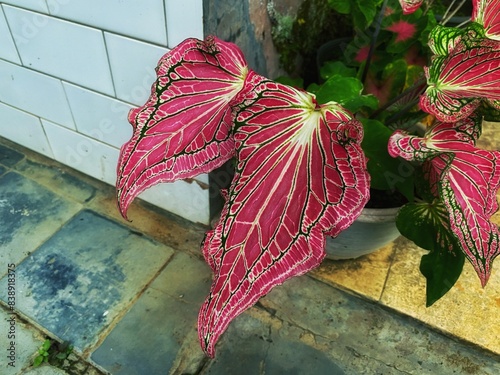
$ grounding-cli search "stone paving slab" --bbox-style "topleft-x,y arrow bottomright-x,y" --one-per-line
0,210 -> 174,352
91,252 -> 211,374
0,143 -> 24,167
259,275 -> 500,375
14,159 -> 97,204
21,365 -> 68,375
204,308 -> 345,375
381,237 -> 500,356
0,171 -> 81,278
0,307 -> 45,375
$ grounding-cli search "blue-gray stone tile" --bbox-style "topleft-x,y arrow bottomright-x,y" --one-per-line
91,252 -> 211,374
148,251 -> 211,304
0,210 -> 174,352
205,312 -> 344,375
14,159 -> 97,204
91,289 -> 197,375
0,307 -> 46,375
0,172 -> 81,276
0,143 -> 24,167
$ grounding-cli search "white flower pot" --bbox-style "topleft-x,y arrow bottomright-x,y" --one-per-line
325,206 -> 401,260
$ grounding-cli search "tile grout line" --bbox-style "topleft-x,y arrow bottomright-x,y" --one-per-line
81,251 -> 181,359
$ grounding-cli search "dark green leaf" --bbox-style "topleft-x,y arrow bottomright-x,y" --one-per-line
327,0 -> 351,14
320,61 -> 357,80
33,356 -> 44,367
306,82 -> 321,95
361,119 -> 414,200
396,201 -> 464,306
344,94 -> 379,113
420,247 -> 465,306
315,75 -> 363,105
274,76 -> 304,88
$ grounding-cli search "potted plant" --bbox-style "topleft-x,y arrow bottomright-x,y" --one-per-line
115,0 -> 500,357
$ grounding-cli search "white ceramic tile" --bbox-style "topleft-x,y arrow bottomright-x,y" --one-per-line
1,0 -> 48,13
63,83 -> 133,149
196,173 -> 209,184
4,5 -> 114,95
0,7 -> 21,63
139,181 -> 210,225
42,120 -> 119,185
165,0 -> 203,47
105,32 -> 168,105
0,102 -> 53,157
46,0 -> 167,46
0,59 -> 75,128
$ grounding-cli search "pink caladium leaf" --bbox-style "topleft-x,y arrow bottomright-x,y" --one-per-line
116,36 -> 248,218
198,72 -> 370,357
398,0 -> 424,15
389,118 -> 500,286
386,20 -> 418,42
420,38 -> 500,122
472,0 -> 500,40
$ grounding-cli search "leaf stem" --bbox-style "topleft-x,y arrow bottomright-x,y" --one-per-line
361,0 -> 388,84
440,0 -> 467,25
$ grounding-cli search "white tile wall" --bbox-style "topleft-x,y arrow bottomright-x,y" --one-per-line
1,0 -> 47,13
140,181 -> 210,225
0,8 -> 20,63
105,32 -> 168,105
165,0 -> 203,47
42,120 -> 120,185
4,5 -> 115,95
49,0 -> 168,46
63,83 -> 133,149
0,59 -> 75,128
0,102 -> 53,157
0,0 -> 208,224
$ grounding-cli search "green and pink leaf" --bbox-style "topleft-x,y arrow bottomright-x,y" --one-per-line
420,39 -> 500,122
398,0 -> 424,15
199,73 -> 370,357
389,119 -> 500,286
116,36 -> 248,218
472,0 -> 500,40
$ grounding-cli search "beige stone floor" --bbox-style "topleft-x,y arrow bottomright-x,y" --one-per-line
311,120 -> 500,357
310,237 -> 500,356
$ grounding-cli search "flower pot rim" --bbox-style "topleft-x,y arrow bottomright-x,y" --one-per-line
356,205 -> 401,223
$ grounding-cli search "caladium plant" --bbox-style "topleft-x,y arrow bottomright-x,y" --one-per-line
117,36 -> 370,356
116,0 -> 500,357
388,117 -> 500,287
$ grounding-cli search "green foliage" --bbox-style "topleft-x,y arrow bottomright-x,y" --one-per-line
360,119 -> 414,200
33,339 -> 74,369
320,60 -> 357,80
328,0 -> 384,30
314,76 -> 379,112
396,201 -> 465,306
33,339 -> 51,367
274,0 -> 494,305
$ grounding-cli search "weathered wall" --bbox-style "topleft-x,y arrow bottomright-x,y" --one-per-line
203,0 -> 300,78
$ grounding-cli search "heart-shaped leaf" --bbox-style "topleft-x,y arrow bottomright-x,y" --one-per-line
198,73 -> 370,357
420,38 -> 500,122
397,201 -> 465,306
389,118 -> 500,286
116,36 -> 248,218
